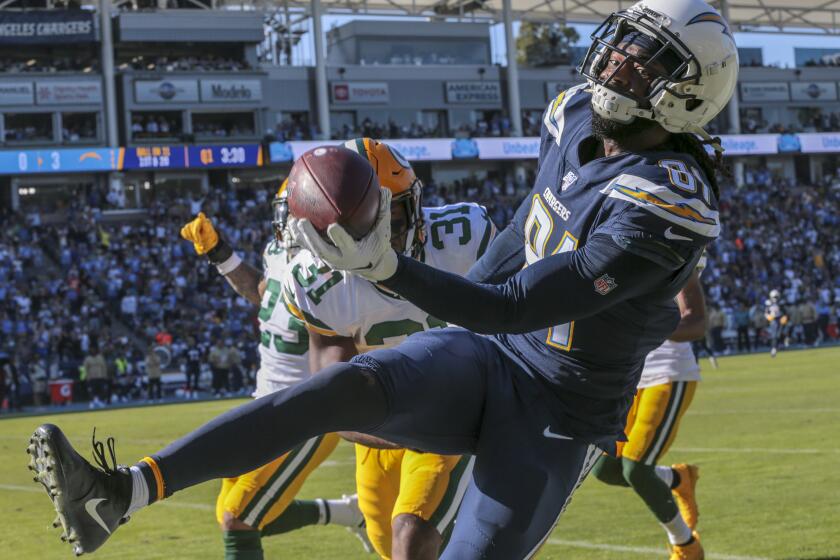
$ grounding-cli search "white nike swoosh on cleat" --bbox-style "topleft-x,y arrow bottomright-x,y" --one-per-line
543,426 -> 574,440
664,227 -> 693,241
85,498 -> 112,535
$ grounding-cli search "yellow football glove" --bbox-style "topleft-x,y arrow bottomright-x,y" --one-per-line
181,212 -> 219,255
780,315 -> 789,326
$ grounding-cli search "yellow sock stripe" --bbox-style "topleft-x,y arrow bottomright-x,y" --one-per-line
141,456 -> 165,502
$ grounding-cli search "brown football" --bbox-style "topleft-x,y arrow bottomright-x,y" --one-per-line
286,146 -> 381,239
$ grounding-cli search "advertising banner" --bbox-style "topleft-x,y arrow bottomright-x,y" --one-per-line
445,81 -> 501,104
331,82 -> 390,104
474,137 -> 540,159
798,132 -> 840,153
739,82 -> 789,102
790,82 -> 838,102
0,82 -> 34,105
0,10 -> 95,45
200,79 -> 262,102
122,144 -> 262,170
272,139 -> 453,163
717,134 -> 779,155
122,145 -> 186,170
0,148 -> 119,175
35,80 -> 102,105
134,79 -> 199,104
186,144 -> 262,168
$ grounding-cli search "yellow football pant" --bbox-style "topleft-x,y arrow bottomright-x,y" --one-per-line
617,381 -> 698,465
216,433 -> 340,529
355,445 -> 474,560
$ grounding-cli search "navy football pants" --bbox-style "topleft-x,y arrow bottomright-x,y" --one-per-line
153,328 -> 600,559
355,328 -> 601,559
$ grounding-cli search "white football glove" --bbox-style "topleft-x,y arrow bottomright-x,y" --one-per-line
290,188 -> 398,282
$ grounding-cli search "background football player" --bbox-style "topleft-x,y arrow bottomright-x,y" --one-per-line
28,1 -> 737,558
180,182 -> 370,560
765,289 -> 788,357
592,254 -> 709,560
283,138 -> 495,559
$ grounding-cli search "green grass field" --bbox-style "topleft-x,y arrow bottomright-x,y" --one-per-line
3,347 -> 839,559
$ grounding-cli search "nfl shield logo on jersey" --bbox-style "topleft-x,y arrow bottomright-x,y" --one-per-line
593,274 -> 618,295
560,171 -> 578,191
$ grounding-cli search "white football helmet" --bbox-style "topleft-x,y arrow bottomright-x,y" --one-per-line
769,289 -> 781,302
579,0 -> 738,149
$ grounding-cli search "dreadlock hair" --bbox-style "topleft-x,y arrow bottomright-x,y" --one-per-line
664,133 -> 727,199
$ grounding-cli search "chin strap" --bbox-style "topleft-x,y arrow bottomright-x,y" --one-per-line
690,125 -> 724,154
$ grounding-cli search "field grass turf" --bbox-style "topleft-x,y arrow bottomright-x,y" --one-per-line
3,346 -> 839,559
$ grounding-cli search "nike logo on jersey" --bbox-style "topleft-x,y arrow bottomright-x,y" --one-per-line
543,426 -> 574,440
85,498 -> 112,535
664,227 -> 693,241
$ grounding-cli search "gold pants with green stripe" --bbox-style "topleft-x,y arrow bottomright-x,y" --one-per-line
215,433 -> 340,529
355,445 -> 474,560
617,381 -> 698,465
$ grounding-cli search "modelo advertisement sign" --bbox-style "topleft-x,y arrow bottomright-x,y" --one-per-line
200,79 -> 262,102
0,10 -> 95,44
134,79 -> 200,104
35,80 -> 102,105
121,144 -> 261,170
790,82 -> 838,102
0,148 -> 119,175
445,81 -> 501,104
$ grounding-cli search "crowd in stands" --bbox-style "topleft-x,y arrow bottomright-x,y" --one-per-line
62,118 -> 98,143
4,119 -> 53,143
118,55 -> 250,72
3,169 -> 840,412
703,172 -> 840,354
194,120 -> 255,138
0,55 -> 98,74
131,114 -> 182,139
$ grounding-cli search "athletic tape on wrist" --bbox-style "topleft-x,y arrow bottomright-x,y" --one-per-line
216,253 -> 242,275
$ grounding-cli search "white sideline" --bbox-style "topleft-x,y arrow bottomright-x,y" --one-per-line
547,538 -> 772,560
672,446 -> 840,455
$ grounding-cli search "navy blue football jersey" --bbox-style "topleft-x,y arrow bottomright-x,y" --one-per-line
382,84 -> 721,447
489,84 -> 720,442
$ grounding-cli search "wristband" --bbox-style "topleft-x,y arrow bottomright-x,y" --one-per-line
216,253 -> 242,276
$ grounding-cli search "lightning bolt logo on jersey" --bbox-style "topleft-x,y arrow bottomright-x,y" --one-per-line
256,239 -> 310,397
493,84 -> 720,443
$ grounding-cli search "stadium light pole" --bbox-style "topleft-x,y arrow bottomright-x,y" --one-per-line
718,0 -> 744,186
502,0 -> 523,137
311,0 -> 331,140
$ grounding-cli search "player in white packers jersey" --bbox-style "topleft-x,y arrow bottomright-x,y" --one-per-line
592,255 -> 709,560
283,138 -> 495,560
179,182 -> 370,560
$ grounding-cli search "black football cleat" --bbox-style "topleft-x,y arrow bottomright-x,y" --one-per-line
27,424 -> 133,556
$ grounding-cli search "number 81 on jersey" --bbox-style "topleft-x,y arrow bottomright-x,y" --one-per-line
524,194 -> 578,351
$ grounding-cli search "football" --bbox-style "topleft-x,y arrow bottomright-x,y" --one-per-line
286,145 -> 382,239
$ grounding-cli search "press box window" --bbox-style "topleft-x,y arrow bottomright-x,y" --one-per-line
61,113 -> 99,143
131,111 -> 183,140
192,112 -> 256,138
4,113 -> 54,143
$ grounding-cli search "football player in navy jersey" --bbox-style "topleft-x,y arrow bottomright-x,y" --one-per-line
28,1 -> 737,558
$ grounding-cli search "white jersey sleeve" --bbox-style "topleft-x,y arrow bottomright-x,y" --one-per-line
256,239 -> 310,396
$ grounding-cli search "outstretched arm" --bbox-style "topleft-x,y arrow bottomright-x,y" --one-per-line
381,234 -> 681,334
668,271 -> 707,342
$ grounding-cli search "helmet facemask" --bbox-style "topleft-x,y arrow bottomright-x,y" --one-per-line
580,8 -> 703,132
